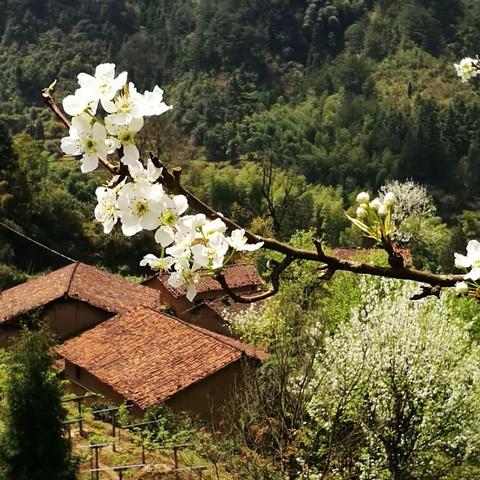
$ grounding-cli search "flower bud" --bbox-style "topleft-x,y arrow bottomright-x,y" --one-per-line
455,281 -> 469,295
370,198 -> 382,211
384,192 -> 396,207
356,192 -> 370,204
378,204 -> 388,217
356,207 -> 367,219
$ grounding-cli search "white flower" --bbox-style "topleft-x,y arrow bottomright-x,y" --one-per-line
142,85 -> 172,116
370,198 -> 382,211
105,116 -> 144,165
60,114 -> 108,173
168,260 -> 201,301
140,254 -> 175,271
154,226 -> 176,247
94,186 -> 119,233
62,87 -> 98,116
202,218 -> 227,237
378,204 -> 388,217
116,180 -> 165,236
146,194 -> 190,245
191,232 -> 229,270
356,192 -> 370,204
455,240 -> 480,281
103,82 -> 172,125
128,159 -> 162,183
356,206 -> 367,219
165,229 -> 197,261
77,63 -> 127,109
454,57 -> 479,83
207,231 -> 229,268
383,192 -> 396,207
226,229 -> 263,252
455,281 -> 469,295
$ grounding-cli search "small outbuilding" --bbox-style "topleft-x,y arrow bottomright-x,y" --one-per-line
143,264 -> 264,336
58,306 -> 267,419
0,262 -> 163,346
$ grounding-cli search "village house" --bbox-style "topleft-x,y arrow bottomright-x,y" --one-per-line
0,262 -> 267,418
0,262 -> 163,346
58,306 -> 267,418
143,264 -> 265,336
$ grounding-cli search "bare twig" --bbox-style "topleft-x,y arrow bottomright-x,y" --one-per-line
410,285 -> 442,300
215,256 -> 295,303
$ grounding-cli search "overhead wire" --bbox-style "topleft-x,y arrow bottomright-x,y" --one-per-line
0,220 -> 76,263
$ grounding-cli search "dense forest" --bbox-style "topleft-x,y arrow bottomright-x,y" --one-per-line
1,0 -> 480,282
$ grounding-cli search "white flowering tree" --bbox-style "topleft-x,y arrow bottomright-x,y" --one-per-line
41,59 -> 480,302
308,277 -> 480,480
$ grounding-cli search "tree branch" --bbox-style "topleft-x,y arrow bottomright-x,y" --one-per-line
215,256 -> 295,303
42,85 -> 465,302
157,163 -> 464,290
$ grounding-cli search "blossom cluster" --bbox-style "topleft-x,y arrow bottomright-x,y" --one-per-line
61,63 -> 263,299
454,57 -> 480,83
347,191 -> 396,245
60,63 -> 172,172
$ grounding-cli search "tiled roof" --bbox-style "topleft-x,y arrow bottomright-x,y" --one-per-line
0,262 -> 162,324
58,306 -> 264,409
331,247 -> 412,265
155,264 -> 264,299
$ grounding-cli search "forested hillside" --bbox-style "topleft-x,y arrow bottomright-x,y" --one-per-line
1,0 -> 480,284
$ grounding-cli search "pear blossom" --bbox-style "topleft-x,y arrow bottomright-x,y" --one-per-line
227,229 -> 264,252
103,82 -> 172,125
159,195 -> 189,228
454,57 -> 480,83
191,232 -> 229,270
59,63 -> 271,301
154,226 -> 176,247
128,159 -> 162,183
455,281 -> 469,295
94,186 -> 119,233
60,114 -> 108,173
378,204 -> 388,217
105,116 -> 143,165
147,194 -> 190,245
455,240 -> 480,280
77,63 -> 127,109
140,254 -> 175,271
165,229 -> 197,261
356,206 -> 367,219
202,218 -> 227,237
116,180 -> 165,235
356,192 -> 370,204
383,192 -> 396,207
62,87 -> 98,116
370,198 -> 382,211
168,260 -> 201,301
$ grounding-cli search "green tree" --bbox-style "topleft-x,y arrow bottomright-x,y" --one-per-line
0,325 -> 78,480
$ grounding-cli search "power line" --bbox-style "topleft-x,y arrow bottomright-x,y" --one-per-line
0,220 -> 76,263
